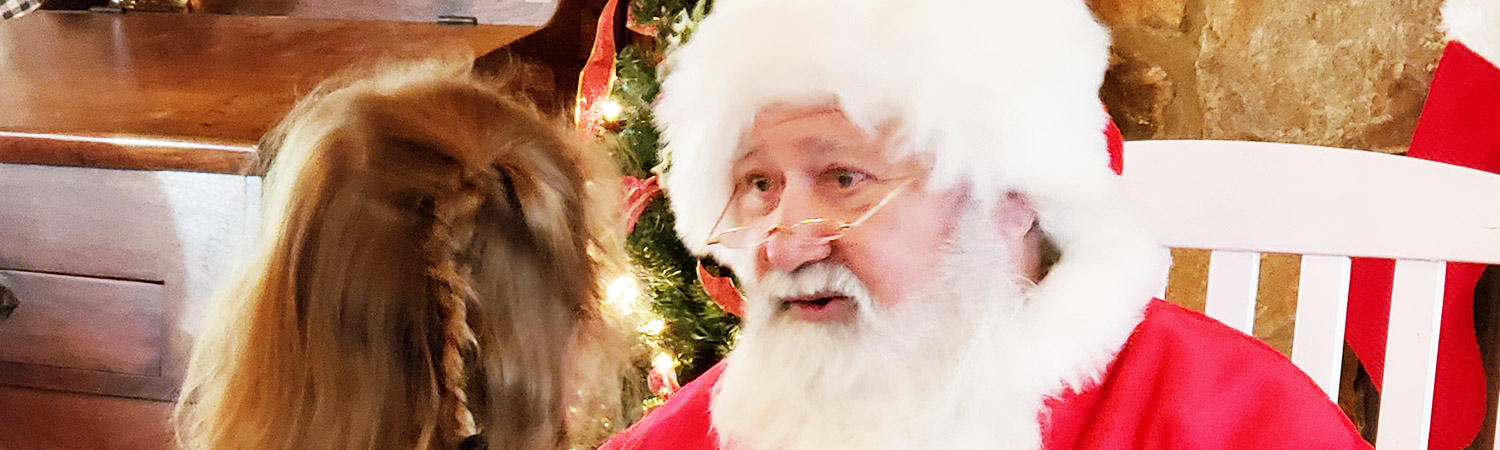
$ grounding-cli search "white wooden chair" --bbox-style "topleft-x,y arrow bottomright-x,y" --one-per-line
1120,139 -> 1500,449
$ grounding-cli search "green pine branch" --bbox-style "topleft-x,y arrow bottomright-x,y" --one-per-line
609,0 -> 734,394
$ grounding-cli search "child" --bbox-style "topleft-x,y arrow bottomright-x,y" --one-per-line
175,61 -> 632,450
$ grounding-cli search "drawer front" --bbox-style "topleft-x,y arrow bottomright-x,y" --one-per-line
0,386 -> 172,450
0,163 -> 253,282
0,269 -> 165,376
0,164 -> 175,281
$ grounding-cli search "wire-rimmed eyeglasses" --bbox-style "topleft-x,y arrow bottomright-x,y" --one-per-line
704,178 -> 914,249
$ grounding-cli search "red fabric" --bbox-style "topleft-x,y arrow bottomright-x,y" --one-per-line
1343,41 -> 1500,450
1106,116 -> 1125,175
602,300 -> 1368,449
1408,42 -> 1500,173
600,363 -> 723,450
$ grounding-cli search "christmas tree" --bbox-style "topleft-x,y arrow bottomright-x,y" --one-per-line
577,0 -> 737,412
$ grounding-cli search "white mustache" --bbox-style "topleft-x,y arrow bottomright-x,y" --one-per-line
752,263 -> 875,316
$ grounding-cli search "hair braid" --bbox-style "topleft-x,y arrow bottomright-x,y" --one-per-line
423,168 -> 498,446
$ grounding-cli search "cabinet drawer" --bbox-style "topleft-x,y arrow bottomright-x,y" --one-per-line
0,386 -> 172,450
0,163 -> 253,282
0,270 -> 165,376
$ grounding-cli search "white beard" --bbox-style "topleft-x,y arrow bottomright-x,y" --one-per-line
711,209 -> 1058,450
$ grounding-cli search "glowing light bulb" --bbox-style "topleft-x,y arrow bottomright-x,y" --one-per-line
598,99 -> 624,123
639,319 -> 668,336
652,352 -> 678,371
605,274 -> 640,316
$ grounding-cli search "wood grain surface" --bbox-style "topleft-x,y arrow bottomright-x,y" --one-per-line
0,270 -> 166,377
0,131 -> 258,175
0,386 -> 173,449
0,11 -> 539,173
0,164 -> 241,282
194,0 -> 561,27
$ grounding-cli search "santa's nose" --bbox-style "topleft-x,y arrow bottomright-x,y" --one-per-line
762,230 -> 833,274
758,190 -> 834,274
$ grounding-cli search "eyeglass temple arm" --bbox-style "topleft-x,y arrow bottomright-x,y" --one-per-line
841,178 -> 913,230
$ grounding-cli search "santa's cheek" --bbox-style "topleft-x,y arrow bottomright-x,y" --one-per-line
850,256 -> 915,307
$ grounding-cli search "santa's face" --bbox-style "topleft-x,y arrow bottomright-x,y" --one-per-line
710,105 -> 1054,449
722,104 -> 966,321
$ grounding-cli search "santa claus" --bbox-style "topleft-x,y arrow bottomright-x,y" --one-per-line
603,0 -> 1372,448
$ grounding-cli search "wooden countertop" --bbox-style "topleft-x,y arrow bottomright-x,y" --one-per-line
0,11 -> 540,174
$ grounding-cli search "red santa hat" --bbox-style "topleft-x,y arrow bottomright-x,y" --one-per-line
654,0 -> 1169,392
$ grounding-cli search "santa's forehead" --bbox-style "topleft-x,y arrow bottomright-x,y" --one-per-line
731,106 -> 930,170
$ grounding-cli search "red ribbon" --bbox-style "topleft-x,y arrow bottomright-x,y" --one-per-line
697,262 -> 745,317
647,363 -> 681,398
622,175 -> 661,233
626,6 -> 658,36
575,0 -> 620,136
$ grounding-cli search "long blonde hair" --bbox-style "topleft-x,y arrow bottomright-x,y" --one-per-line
174,61 -> 632,450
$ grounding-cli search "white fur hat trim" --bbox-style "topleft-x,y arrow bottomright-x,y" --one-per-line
1444,0 -> 1500,65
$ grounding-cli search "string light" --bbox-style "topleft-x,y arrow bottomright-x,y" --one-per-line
602,272 -> 683,404
598,99 -> 624,124
639,319 -> 668,336
605,274 -> 640,316
651,352 -> 678,373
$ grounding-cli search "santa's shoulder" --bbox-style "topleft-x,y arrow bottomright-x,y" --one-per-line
600,362 -> 725,450
1077,299 -> 1369,448
1119,299 -> 1317,389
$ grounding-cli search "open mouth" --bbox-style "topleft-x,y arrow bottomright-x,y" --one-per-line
780,293 -> 855,321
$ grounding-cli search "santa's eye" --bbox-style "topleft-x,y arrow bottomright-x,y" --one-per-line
827,168 -> 870,189
747,174 -> 775,192
733,173 -> 780,218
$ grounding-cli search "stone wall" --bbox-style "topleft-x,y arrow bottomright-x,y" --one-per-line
1094,0 -> 1445,153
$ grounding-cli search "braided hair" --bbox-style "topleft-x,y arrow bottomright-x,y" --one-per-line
424,167 -> 495,446
174,60 -> 633,450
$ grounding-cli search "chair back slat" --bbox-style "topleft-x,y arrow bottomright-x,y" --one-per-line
1204,250 -> 1260,334
1373,259 -> 1447,450
1290,254 -> 1352,400
1121,140 -> 1500,265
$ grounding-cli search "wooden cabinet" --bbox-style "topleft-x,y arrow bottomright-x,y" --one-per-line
0,148 -> 259,450
0,164 -> 258,403
0,9 -> 541,448
0,162 -> 256,449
